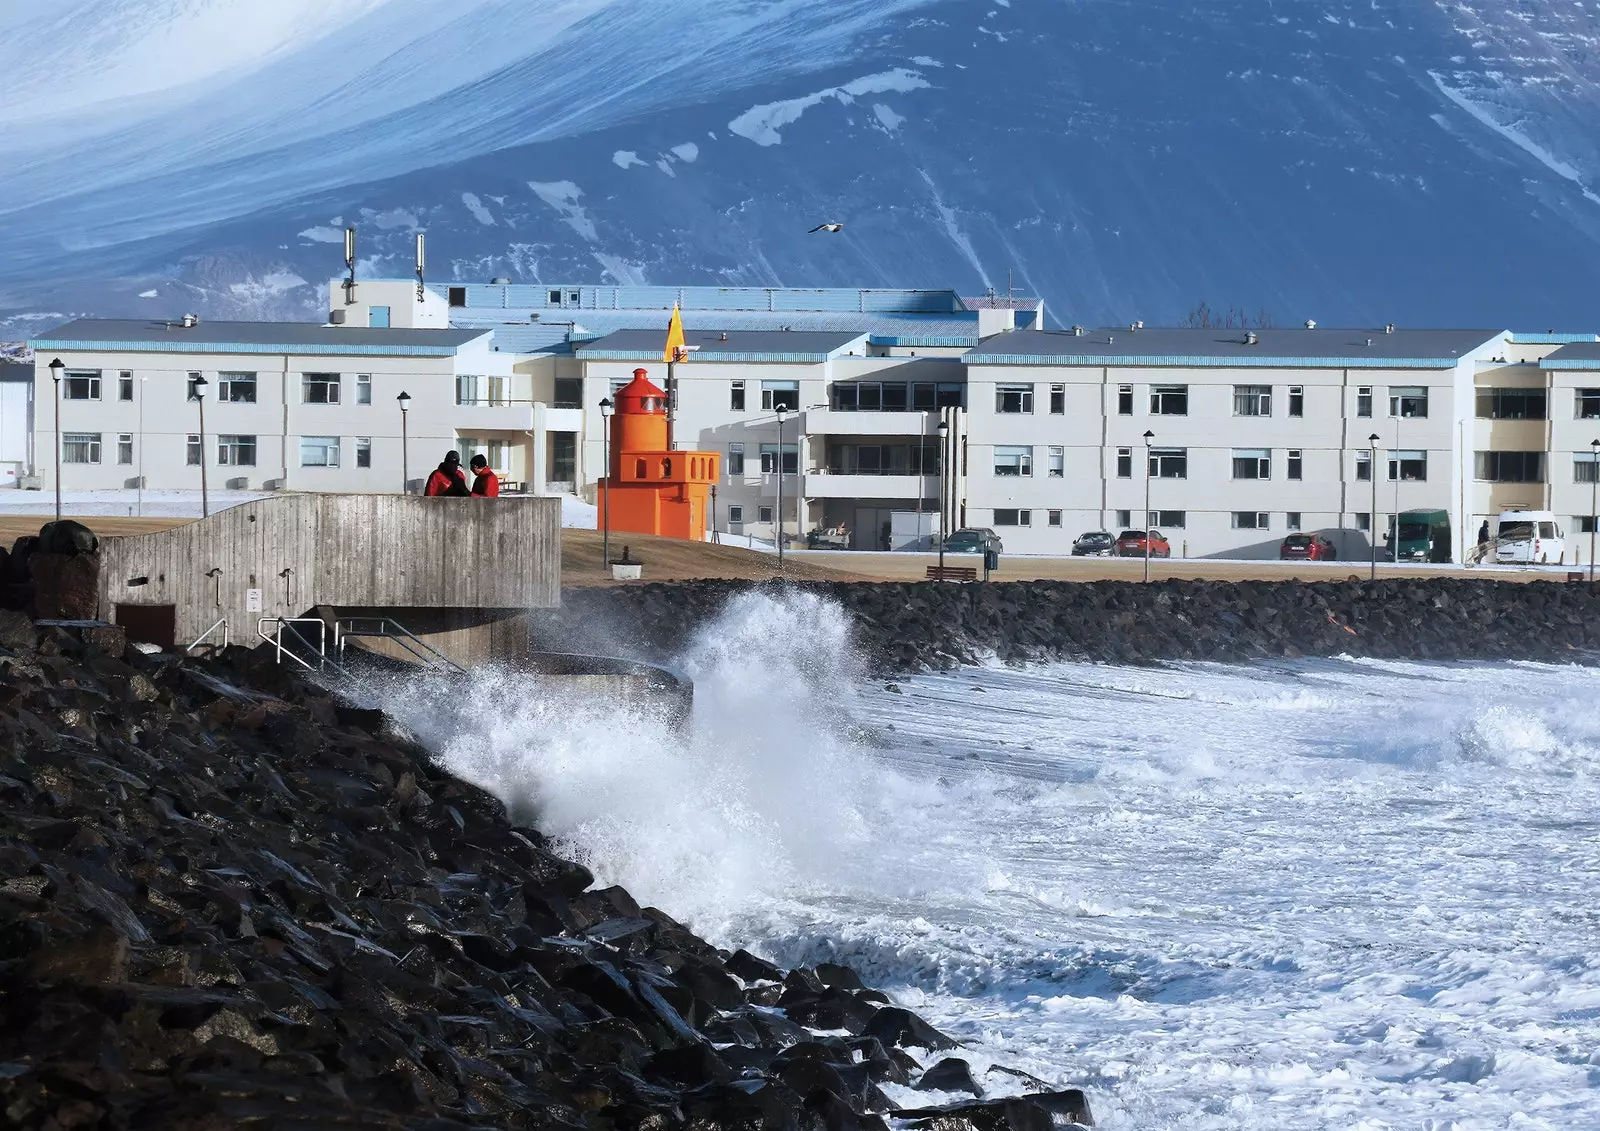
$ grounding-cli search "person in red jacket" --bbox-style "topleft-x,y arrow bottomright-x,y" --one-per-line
469,454 -> 500,497
425,451 -> 469,496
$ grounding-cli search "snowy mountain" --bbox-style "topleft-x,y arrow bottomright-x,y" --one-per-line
4,0 -> 1600,331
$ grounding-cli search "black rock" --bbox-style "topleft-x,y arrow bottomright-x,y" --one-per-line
916,1056 -> 983,1096
864,1006 -> 958,1051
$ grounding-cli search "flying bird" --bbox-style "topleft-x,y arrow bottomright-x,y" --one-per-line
808,222 -> 844,233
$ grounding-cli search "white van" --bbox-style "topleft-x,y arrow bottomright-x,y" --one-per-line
1495,510 -> 1566,564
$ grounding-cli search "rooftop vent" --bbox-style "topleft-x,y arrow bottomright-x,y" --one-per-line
490,277 -> 511,284
1071,325 -> 1085,336
1129,320 -> 1144,332
1245,331 -> 1259,346
180,313 -> 199,328
1304,319 -> 1317,330
1366,338 -> 1373,347
719,331 -> 728,341
1385,322 -> 1395,334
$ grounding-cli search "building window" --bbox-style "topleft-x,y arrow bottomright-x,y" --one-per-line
1149,447 -> 1188,478
186,372 -> 204,401
356,374 -> 372,405
1047,446 -> 1064,478
1117,385 -> 1133,415
1232,448 -> 1270,479
994,445 -> 1034,477
1390,386 -> 1428,418
1116,447 -> 1132,478
1232,511 -> 1270,530
117,433 -> 133,465
217,435 -> 256,466
1389,450 -> 1427,481
356,437 -> 372,468
1115,509 -> 1132,527
609,377 -> 630,395
1356,450 -> 1372,481
1233,385 -> 1271,416
759,444 -> 798,473
995,384 -> 1034,414
761,381 -> 799,412
304,373 -> 341,404
1286,511 -> 1302,531
219,372 -> 257,402
62,432 -> 101,464
1356,512 -> 1371,531
1475,451 -> 1543,483
448,286 -> 466,307
1576,389 -> 1600,419
1357,386 -> 1373,418
1287,449 -> 1303,480
186,434 -> 202,466
758,505 -> 774,524
731,380 -> 746,411
993,509 -> 1031,526
548,289 -> 563,305
1288,386 -> 1304,417
1149,385 -> 1188,415
1576,451 -> 1600,484
936,383 -> 965,408
300,436 -> 340,467
1149,510 -> 1186,528
1477,388 -> 1546,419
728,504 -> 744,524
1049,384 -> 1065,414
1575,515 -> 1598,534
1048,509 -> 1062,527
118,372 -> 133,401
64,371 -> 101,400
727,443 -> 745,475
553,377 -> 582,408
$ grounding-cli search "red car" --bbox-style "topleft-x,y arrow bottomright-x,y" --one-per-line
1116,529 -> 1171,557
1279,533 -> 1338,561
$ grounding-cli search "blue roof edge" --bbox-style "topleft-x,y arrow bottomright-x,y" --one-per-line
960,353 -> 1467,369
29,337 -> 477,357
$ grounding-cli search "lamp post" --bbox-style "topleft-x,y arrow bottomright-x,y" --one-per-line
48,358 -> 62,521
938,417 -> 951,571
192,374 -> 209,518
1142,430 -> 1155,582
397,391 -> 411,493
138,376 -> 147,517
599,397 -> 613,571
1368,432 -> 1380,580
1590,438 -> 1598,584
775,404 -> 789,567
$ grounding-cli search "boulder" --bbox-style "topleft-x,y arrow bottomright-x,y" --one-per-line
29,551 -> 100,620
864,1007 -> 958,1052
37,519 -> 99,556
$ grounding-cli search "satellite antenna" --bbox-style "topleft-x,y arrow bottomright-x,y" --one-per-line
343,227 -> 357,305
415,232 -> 426,302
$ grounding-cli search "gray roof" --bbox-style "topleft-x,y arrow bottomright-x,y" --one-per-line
1540,342 -> 1600,369
32,319 -> 490,358
964,327 -> 1506,368
0,363 -> 31,384
454,310 -> 981,352
573,329 -> 867,363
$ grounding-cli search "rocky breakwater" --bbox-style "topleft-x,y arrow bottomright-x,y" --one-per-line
530,577 -> 1600,672
0,613 -> 1093,1128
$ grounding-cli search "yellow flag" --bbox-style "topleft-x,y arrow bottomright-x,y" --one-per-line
663,303 -> 686,362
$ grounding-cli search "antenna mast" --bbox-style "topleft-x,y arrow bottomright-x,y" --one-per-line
343,227 -> 357,305
415,232 -> 426,302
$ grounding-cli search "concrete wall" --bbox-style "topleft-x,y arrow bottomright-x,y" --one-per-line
97,494 -> 560,646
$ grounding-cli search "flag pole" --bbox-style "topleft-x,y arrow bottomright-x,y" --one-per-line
663,303 -> 687,451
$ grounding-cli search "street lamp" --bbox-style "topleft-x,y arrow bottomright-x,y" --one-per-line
775,404 -> 789,567
192,374 -> 209,518
1590,438 -> 1598,584
48,358 -> 62,521
1368,432 -> 1381,580
599,397 -> 613,571
397,391 -> 411,493
937,418 -> 951,570
1142,430 -> 1155,582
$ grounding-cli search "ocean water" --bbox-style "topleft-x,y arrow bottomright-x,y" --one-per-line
371,591 -> 1600,1130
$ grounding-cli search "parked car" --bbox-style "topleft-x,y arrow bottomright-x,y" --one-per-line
1494,509 -> 1566,564
1071,531 -> 1116,557
1115,529 -> 1171,558
944,528 -> 1004,554
1279,533 -> 1338,561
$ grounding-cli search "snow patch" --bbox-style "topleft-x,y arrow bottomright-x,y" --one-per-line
918,168 -> 990,288
655,159 -> 676,177
728,68 -> 931,146
1430,72 -> 1600,206
671,142 -> 699,163
363,207 -> 420,230
137,289 -> 158,298
612,150 -> 646,169
592,252 -> 645,285
910,56 -> 942,67
227,271 -> 308,299
874,103 -> 905,131
527,181 -> 598,241
461,192 -> 495,226
297,226 -> 346,243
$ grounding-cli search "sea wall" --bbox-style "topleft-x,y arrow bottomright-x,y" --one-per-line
527,578 -> 1600,672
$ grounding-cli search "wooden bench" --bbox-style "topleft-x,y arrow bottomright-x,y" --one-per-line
925,564 -> 978,582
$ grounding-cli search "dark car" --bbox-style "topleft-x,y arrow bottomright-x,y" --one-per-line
1071,531 -> 1116,557
1116,529 -> 1171,558
1279,533 -> 1338,561
944,528 -> 1003,554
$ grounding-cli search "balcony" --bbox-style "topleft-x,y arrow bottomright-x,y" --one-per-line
805,471 -> 937,500
454,401 -> 534,431
806,408 -> 941,438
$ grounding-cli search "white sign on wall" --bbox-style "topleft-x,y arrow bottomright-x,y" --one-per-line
245,588 -> 263,613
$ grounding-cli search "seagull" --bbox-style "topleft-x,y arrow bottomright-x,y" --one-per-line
808,222 -> 844,233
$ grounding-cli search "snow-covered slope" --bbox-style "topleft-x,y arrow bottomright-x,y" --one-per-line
4,0 -> 1600,329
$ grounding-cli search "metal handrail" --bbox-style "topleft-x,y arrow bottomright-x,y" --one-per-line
256,616 -> 353,678
186,617 -> 229,654
334,617 -> 467,674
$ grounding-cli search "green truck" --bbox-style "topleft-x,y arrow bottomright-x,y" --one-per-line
1387,509 -> 1452,563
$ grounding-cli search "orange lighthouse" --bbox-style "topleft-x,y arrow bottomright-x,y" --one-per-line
597,369 -> 720,541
